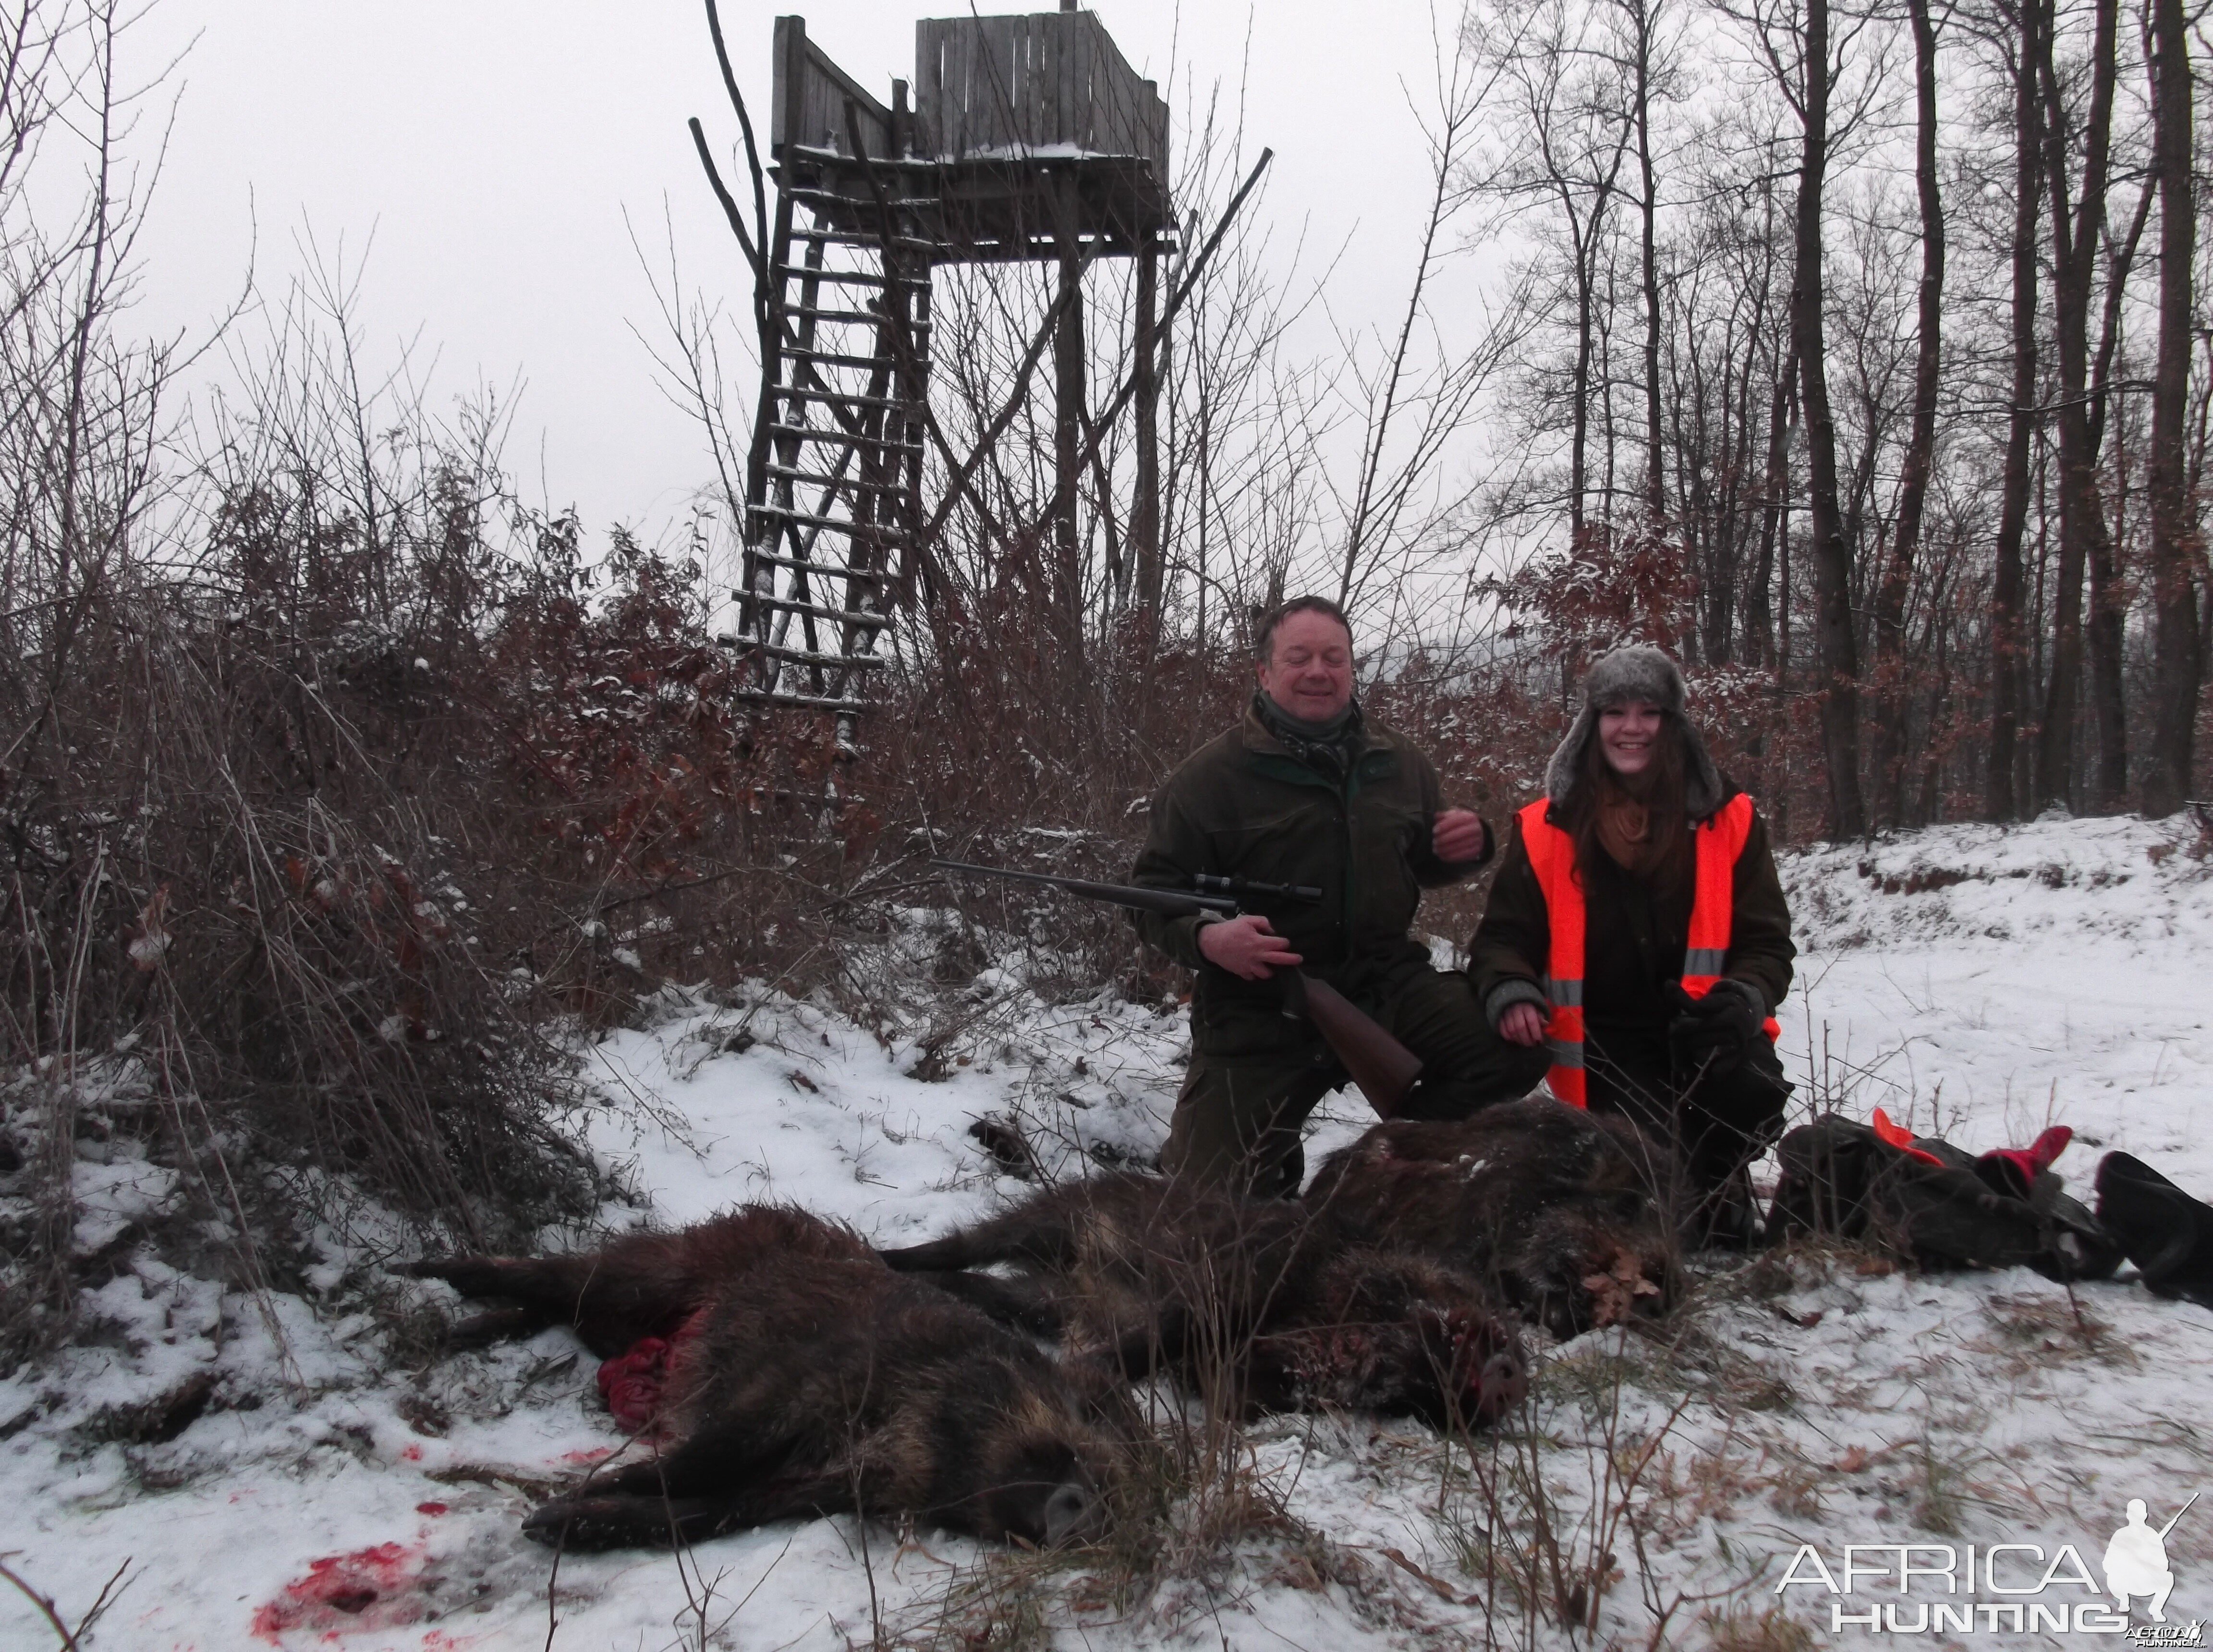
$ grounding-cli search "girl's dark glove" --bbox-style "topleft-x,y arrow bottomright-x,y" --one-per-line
1667,980 -> 1763,1080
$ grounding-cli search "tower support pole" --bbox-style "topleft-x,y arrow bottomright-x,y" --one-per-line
1133,234 -> 1161,643
1052,170 -> 1086,661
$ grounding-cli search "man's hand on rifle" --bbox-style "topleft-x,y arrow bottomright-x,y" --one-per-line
1198,914 -> 1303,980
1433,809 -> 1487,864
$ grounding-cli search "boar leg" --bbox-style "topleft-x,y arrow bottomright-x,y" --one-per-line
905,1268 -> 1066,1336
522,1492 -> 743,1549
877,1203 -> 1085,1273
408,1253 -> 693,1356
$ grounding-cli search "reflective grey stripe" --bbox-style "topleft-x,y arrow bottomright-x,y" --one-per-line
1546,1040 -> 1584,1068
1682,948 -> 1727,976
1543,978 -> 1584,1007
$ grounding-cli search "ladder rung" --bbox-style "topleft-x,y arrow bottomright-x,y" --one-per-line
782,304 -> 931,330
744,595 -> 891,628
778,385 -> 919,414
787,347 -> 931,374
774,264 -> 927,290
740,641 -> 888,670
764,423 -> 923,454
794,226 -> 940,254
753,504 -> 912,539
765,463 -> 904,490
744,547 -> 897,573
731,687 -> 873,713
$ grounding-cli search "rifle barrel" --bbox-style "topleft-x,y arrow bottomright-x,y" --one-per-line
2158,1491 -> 2199,1538
930,859 -> 1236,919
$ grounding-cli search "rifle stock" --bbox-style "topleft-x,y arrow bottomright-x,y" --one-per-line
1279,971 -> 1421,1119
929,858 -> 1424,1121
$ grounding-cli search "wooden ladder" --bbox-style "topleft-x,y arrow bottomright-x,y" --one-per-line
732,152 -> 936,751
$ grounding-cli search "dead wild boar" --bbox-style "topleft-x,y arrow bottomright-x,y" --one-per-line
1242,1244 -> 1530,1424
878,1173 -> 1527,1429
414,1211 -> 1127,1551
407,1203 -> 872,1355
1303,1099 -> 1682,1338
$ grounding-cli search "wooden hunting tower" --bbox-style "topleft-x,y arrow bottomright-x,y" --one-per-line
727,6 -> 1174,743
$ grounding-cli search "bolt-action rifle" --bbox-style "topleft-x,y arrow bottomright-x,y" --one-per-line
929,859 -> 1423,1118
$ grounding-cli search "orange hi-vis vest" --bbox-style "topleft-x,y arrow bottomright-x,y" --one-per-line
1515,793 -> 1782,1108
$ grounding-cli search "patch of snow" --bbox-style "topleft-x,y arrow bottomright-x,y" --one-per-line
3,814 -> 2209,1650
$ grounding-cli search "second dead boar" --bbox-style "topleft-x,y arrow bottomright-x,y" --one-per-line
878,1171 -> 1528,1427
1304,1099 -> 1682,1337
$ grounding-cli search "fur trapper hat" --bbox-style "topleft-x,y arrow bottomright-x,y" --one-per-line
1543,644 -> 1725,815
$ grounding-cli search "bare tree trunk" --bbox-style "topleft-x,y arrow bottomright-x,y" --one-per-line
1569,215 -> 1606,539
2033,0 -> 2120,811
2085,493 -> 2129,808
1792,0 -> 1867,838
1632,0 -> 1666,522
1746,349 -> 1794,670
1872,0 -> 1944,827
1544,105 -> 1632,546
1987,0 -> 2042,823
2080,171 -> 2153,814
2144,0 -> 2201,814
1918,578 -> 1954,822
1698,336 -> 1747,666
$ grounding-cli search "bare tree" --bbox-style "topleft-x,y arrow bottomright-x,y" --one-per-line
1468,0 -> 1636,538
1742,0 -> 1873,835
1980,0 -> 2046,820
1623,0 -> 1678,524
1871,0 -> 1946,825
2142,0 -> 2201,814
1331,15 -> 1531,622
2031,0 -> 2122,809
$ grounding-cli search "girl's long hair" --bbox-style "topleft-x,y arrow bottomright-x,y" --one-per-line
1560,710 -> 1693,894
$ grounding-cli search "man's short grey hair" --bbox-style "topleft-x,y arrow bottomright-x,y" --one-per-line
1252,595 -> 1353,663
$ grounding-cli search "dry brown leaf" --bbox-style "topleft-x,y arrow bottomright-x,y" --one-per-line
1582,1248 -> 1663,1326
126,885 -> 171,972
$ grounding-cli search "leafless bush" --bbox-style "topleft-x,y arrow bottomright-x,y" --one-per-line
0,12 -> 723,1356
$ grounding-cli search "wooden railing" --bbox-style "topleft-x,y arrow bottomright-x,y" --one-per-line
770,16 -> 894,158
915,12 -> 1167,172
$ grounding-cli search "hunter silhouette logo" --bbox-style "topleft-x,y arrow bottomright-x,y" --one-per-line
2106,1495 -> 2195,1626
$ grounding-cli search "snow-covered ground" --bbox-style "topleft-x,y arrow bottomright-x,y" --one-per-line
3,812 -> 2209,1651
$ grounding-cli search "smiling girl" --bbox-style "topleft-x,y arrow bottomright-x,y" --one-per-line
1467,645 -> 1797,1242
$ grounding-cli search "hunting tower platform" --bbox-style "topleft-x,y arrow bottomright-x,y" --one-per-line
727,6 -> 1173,742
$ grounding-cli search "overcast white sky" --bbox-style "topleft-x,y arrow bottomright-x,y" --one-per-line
127,1 -> 1466,550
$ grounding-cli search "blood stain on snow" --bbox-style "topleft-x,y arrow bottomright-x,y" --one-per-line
250,1542 -> 434,1641
400,1443 -> 424,1462
559,1447 -> 612,1465
414,1501 -> 450,1516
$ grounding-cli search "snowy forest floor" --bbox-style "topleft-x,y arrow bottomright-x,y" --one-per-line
3,812 -> 2210,1652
